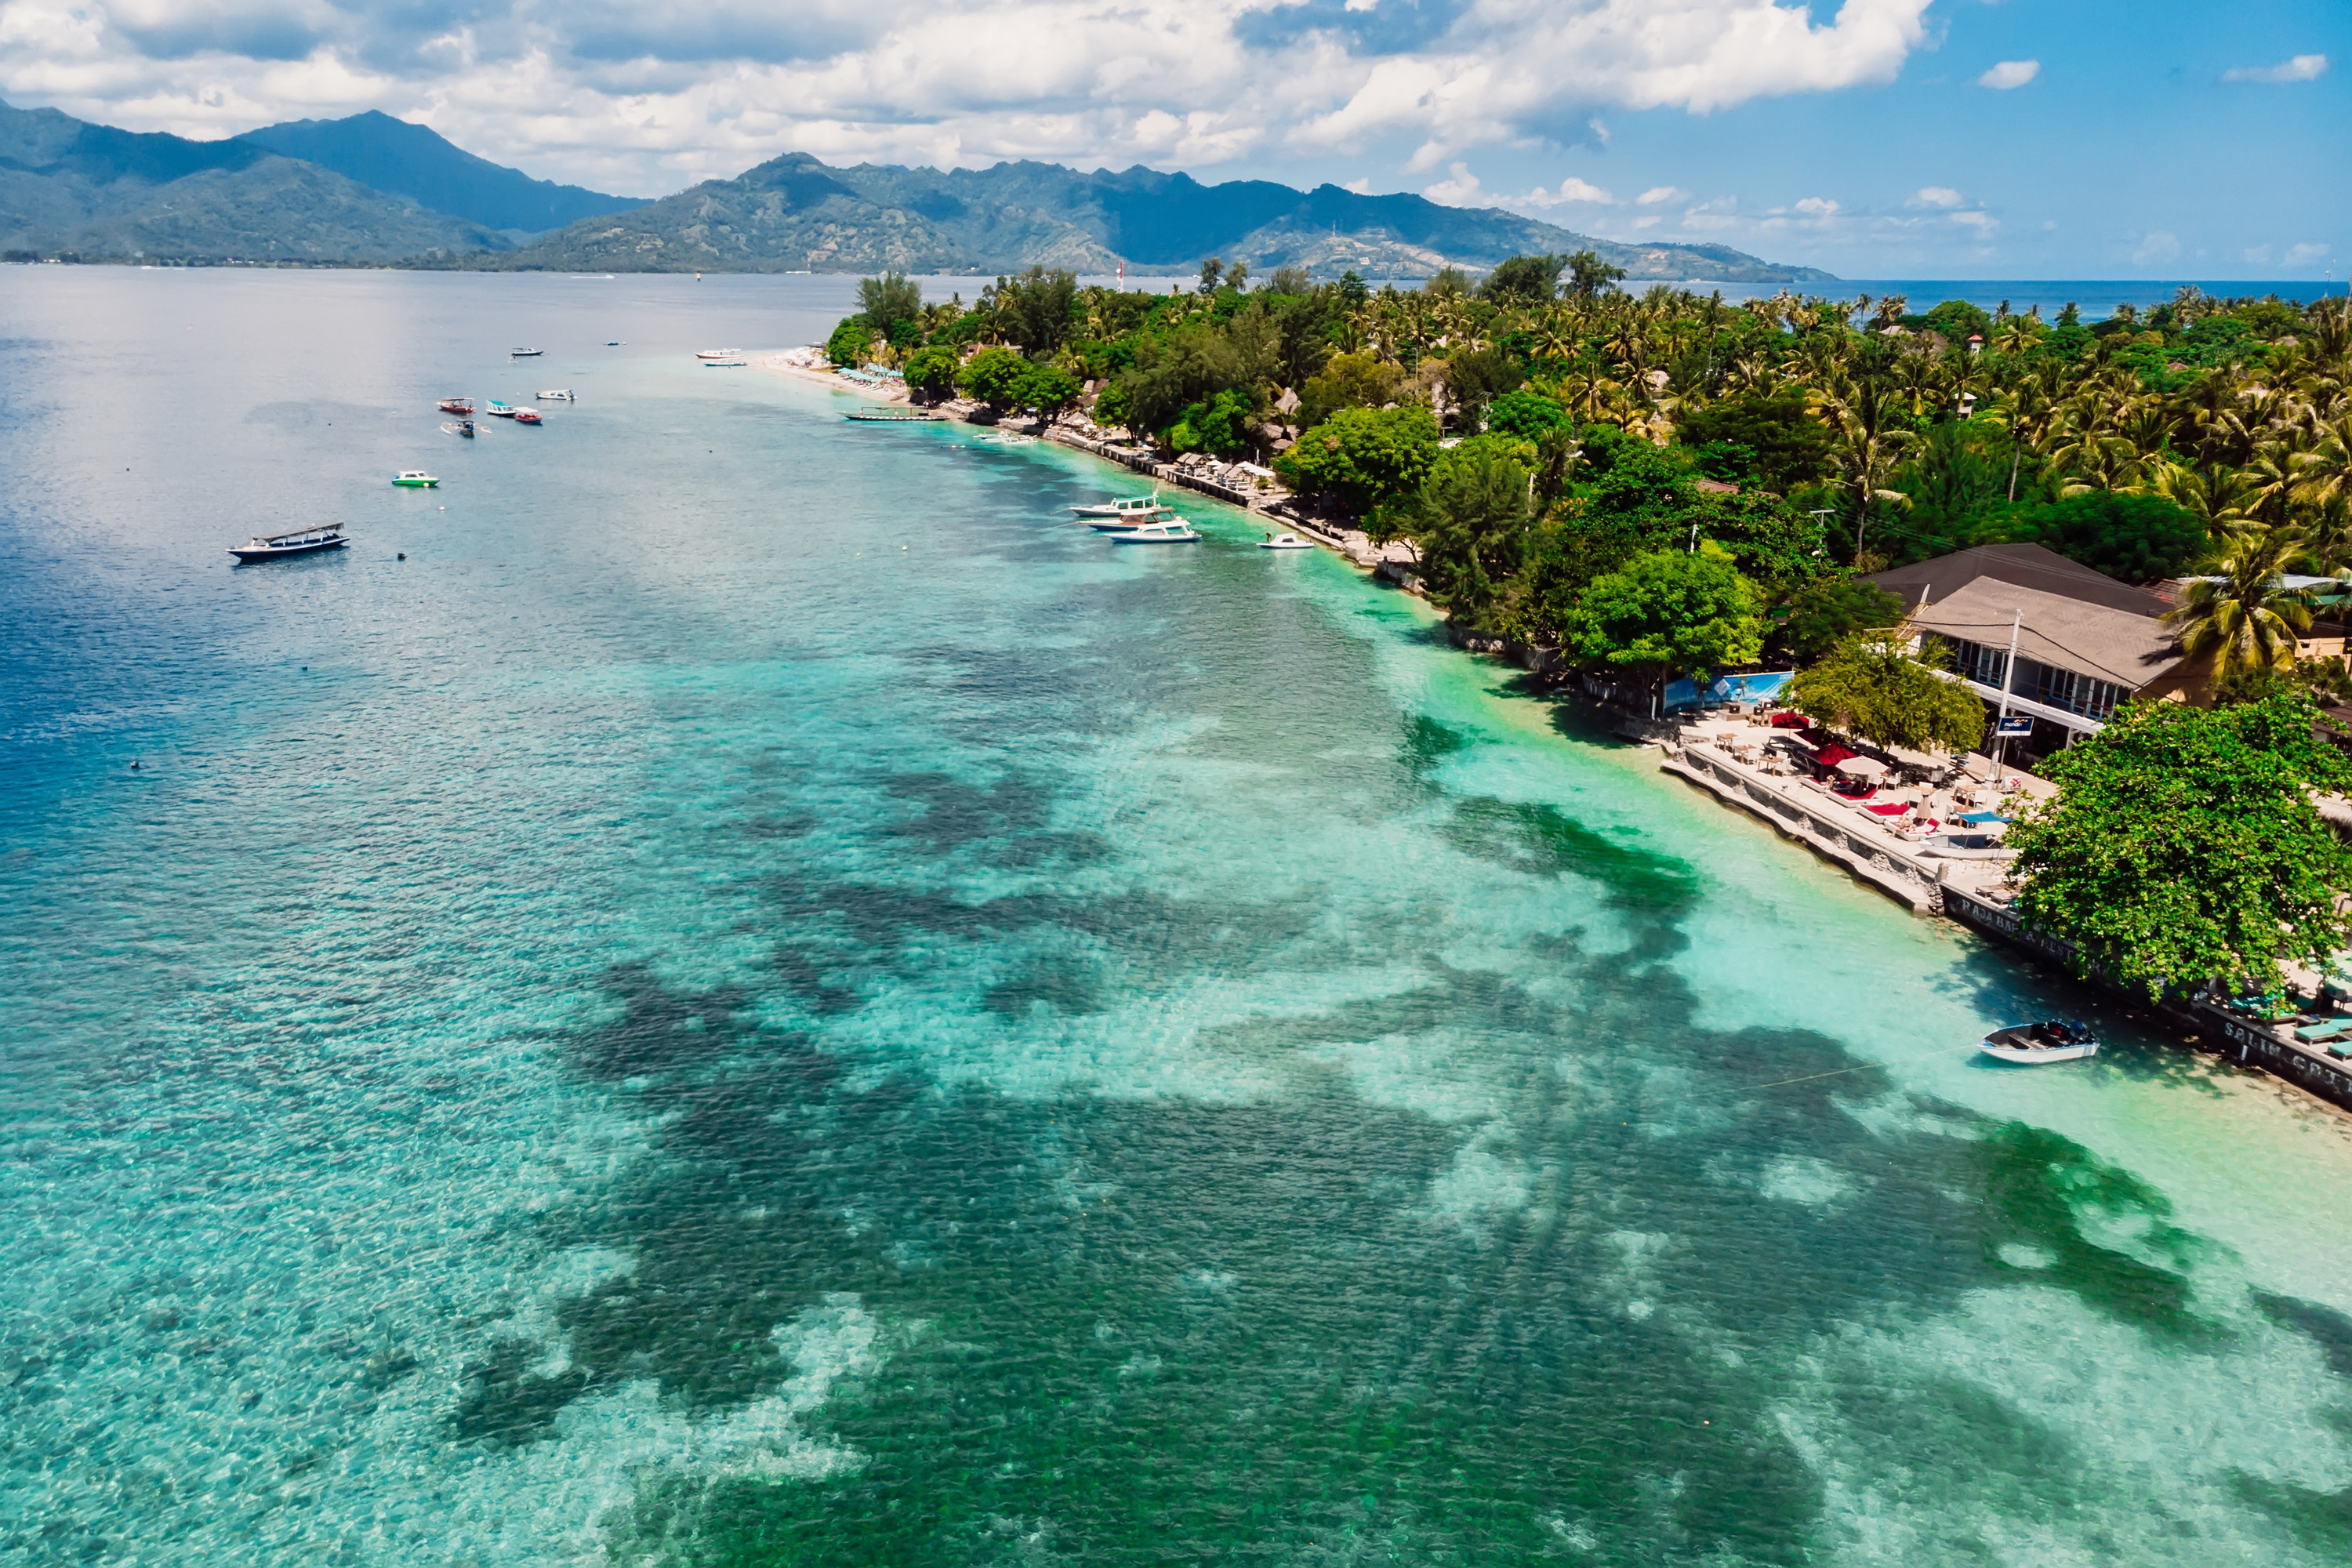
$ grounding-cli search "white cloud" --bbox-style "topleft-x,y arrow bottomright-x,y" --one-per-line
1520,176 -> 1617,206
1421,162 -> 1483,205
2132,230 -> 2181,264
2223,54 -> 2328,84
1976,59 -> 2038,89
0,0 -> 1941,193
1793,195 -> 1839,216
2284,241 -> 2328,267
1911,185 -> 1962,208
1635,185 -> 1688,205
1949,210 -> 1996,235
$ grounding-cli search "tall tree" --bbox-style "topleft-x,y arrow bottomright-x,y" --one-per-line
1807,368 -> 1918,564
1784,631 -> 1986,753
1566,550 -> 1762,713
2162,524 -> 2312,681
2005,695 -> 2352,999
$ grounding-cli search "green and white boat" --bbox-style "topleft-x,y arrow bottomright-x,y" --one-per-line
392,470 -> 440,488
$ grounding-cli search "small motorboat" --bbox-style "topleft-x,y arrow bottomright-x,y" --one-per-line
510,406 -> 543,425
537,389 -> 575,401
1980,1020 -> 2100,1064
695,347 -> 742,360
392,470 -> 440,488
442,420 -> 476,438
510,347 -> 543,358
844,408 -> 943,422
702,358 -> 747,368
438,397 -> 474,416
1072,494 -> 1170,521
229,524 -> 348,561
1108,519 -> 1202,544
1258,532 -> 1313,550
484,400 -> 518,418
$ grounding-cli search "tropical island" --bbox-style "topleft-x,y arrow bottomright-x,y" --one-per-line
829,258 -> 2352,1031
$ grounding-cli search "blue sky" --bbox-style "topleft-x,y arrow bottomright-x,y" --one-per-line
0,0 -> 2341,278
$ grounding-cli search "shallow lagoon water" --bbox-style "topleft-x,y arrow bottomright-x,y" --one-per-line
4,270 -> 2352,1566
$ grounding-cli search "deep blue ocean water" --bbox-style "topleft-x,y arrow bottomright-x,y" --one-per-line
5,269 -> 2352,1566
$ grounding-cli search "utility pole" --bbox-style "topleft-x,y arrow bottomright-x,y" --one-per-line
1990,608 -> 2023,775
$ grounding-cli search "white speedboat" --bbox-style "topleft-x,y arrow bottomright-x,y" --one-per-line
1980,1020 -> 2099,1064
537,388 -> 575,401
1071,494 -> 1171,521
1258,533 -> 1313,550
510,347 -> 543,358
1108,519 -> 1202,544
702,358 -> 748,368
484,400 -> 519,417
392,470 -> 439,488
695,348 -> 742,360
229,524 -> 347,561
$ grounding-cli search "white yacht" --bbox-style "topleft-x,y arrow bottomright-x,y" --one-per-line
1071,494 -> 1171,521
1107,519 -> 1202,544
1258,533 -> 1313,550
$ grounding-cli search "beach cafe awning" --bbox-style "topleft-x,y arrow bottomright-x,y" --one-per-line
1835,756 -> 1889,779
1813,741 -> 1859,768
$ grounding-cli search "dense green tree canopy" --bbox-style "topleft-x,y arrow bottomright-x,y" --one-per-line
1275,405 -> 1440,519
1565,550 -> 1762,690
902,346 -> 960,401
1478,253 -> 1566,307
1783,631 -> 1986,753
1973,492 -> 2212,584
1486,390 -> 1570,440
858,271 -> 923,331
825,317 -> 873,368
958,346 -> 1032,408
1414,441 -> 1534,617
1770,578 -> 1907,662
1674,391 -> 1835,493
2005,695 -> 2352,998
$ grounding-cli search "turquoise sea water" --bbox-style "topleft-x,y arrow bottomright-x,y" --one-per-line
5,269 -> 2352,1566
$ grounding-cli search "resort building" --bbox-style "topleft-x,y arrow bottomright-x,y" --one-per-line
1864,544 -> 2198,764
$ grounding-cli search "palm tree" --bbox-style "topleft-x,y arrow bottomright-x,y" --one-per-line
2164,524 -> 2313,681
1988,361 -> 2062,502
2292,407 -> 2352,516
1807,368 -> 1918,562
2154,461 -> 2258,535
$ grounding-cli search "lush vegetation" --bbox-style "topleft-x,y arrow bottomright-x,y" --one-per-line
2005,695 -> 2352,998
1784,632 -> 1987,754
829,266 -> 2352,703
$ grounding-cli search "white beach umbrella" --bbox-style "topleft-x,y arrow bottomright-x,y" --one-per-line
1835,756 -> 1888,779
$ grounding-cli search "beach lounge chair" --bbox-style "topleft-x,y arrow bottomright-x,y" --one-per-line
2294,1017 -> 2352,1043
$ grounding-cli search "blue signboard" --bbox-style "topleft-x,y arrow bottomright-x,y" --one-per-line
1995,715 -> 2034,736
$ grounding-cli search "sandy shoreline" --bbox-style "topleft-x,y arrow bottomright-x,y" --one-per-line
745,347 -> 911,403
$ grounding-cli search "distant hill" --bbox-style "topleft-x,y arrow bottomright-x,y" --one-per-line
0,99 -> 506,262
237,111 -> 646,237
491,154 -> 1838,283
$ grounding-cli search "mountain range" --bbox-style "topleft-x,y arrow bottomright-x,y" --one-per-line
0,99 -> 1837,285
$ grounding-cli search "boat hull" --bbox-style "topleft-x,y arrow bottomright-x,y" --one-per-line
1109,532 -> 1201,544
1980,1022 -> 2099,1064
1980,1042 -> 2097,1064
229,537 -> 347,561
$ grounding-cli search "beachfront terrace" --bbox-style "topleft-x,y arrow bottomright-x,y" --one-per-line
1659,710 -> 2037,912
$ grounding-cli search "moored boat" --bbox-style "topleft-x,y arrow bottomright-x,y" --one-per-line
537,388 -> 575,401
484,400 -> 518,418
844,408 -> 943,422
510,406 -> 543,425
1107,519 -> 1202,544
702,358 -> 748,368
228,524 -> 348,561
695,348 -> 742,360
1258,533 -> 1313,550
1071,493 -> 1171,521
438,397 -> 474,415
1980,1020 -> 2100,1064
392,470 -> 440,487
510,347 -> 543,358
441,420 -> 476,437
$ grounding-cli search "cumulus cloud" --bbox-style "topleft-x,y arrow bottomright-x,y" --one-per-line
1635,184 -> 1688,205
1521,175 -> 1617,206
1911,185 -> 1962,208
1792,195 -> 1838,216
1421,161 -> 1483,205
2223,54 -> 2328,84
0,0 -> 1940,194
2285,241 -> 2328,267
2132,230 -> 2181,264
1976,59 -> 2038,89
